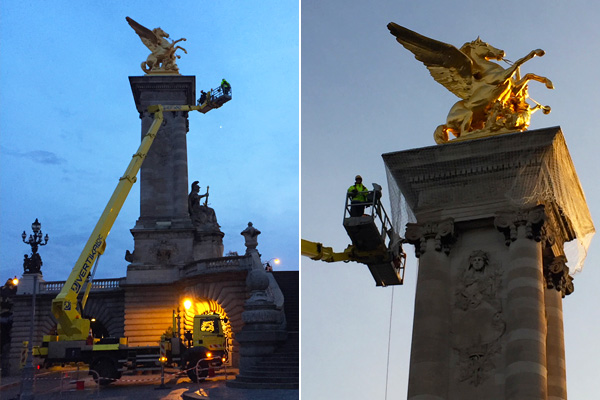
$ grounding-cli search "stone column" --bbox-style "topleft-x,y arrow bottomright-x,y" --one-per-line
126,76 -> 197,284
544,256 -> 570,400
129,76 -> 195,229
495,206 -> 548,400
171,111 -> 191,223
138,110 -> 157,221
405,219 -> 456,399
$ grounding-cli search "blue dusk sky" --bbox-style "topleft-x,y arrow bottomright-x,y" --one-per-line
0,1 -> 299,283
302,1 -> 600,399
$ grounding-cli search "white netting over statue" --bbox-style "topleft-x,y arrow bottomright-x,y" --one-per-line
385,165 -> 415,238
384,128 -> 594,273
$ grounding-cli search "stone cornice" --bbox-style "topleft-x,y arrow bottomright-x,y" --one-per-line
129,75 -> 196,113
405,156 -> 544,185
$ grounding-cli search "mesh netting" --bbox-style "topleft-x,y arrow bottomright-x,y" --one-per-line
385,165 -> 415,238
385,129 -> 595,273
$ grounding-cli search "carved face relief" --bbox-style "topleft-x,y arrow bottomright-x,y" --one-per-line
471,256 -> 486,271
453,250 -> 505,387
468,250 -> 489,272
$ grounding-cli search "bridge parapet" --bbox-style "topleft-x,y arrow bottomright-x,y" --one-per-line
40,278 -> 125,293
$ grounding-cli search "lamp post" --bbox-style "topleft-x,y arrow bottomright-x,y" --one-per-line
20,219 -> 49,400
264,257 -> 280,272
21,218 -> 49,274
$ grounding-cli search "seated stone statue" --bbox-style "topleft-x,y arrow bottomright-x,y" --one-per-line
188,181 -> 220,230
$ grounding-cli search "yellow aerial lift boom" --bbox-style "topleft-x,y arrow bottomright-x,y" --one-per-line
51,89 -> 231,343
302,184 -> 406,287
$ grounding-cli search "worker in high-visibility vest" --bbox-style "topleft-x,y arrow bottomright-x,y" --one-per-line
221,79 -> 231,95
347,175 -> 369,217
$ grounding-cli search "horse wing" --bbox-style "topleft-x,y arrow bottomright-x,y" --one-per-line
387,23 -> 472,99
126,17 -> 160,52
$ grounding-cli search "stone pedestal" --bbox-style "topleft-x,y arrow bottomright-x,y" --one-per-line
192,230 -> 224,259
383,127 -> 594,400
16,273 -> 43,295
235,254 -> 287,372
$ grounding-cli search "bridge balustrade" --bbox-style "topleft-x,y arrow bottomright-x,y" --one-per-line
39,278 -> 124,293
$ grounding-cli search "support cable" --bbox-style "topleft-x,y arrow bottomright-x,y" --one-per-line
384,286 -> 395,400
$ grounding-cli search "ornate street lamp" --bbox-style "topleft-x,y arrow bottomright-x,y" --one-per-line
19,218 -> 49,400
22,218 -> 49,274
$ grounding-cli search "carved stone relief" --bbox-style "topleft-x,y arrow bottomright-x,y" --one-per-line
456,340 -> 502,387
151,240 -> 179,264
455,251 -> 502,311
453,250 -> 505,387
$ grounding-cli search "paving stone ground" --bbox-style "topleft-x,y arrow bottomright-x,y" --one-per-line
0,371 -> 299,400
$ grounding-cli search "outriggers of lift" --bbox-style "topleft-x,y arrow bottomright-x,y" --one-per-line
301,183 -> 406,287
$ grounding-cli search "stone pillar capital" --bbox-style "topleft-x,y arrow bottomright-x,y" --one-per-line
405,218 -> 456,258
544,255 -> 574,297
494,205 -> 550,245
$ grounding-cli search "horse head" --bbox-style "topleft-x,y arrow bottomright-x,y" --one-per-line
152,27 -> 169,39
461,38 -> 505,62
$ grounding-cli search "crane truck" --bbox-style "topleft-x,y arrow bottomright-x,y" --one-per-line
301,183 -> 406,287
34,84 -> 231,384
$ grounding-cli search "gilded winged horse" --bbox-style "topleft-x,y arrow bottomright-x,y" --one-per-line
387,23 -> 553,144
126,17 -> 187,74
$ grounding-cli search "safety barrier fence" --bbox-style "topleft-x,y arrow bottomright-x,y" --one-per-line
60,369 -> 100,395
15,369 -> 100,396
193,357 -> 231,392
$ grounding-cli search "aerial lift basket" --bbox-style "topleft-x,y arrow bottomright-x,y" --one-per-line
343,184 -> 405,286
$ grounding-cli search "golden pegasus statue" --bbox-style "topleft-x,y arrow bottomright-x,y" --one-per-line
387,23 -> 553,144
126,17 -> 187,75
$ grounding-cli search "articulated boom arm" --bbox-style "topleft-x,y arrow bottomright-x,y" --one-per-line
51,99 -> 232,341
302,236 -> 406,287
301,239 -> 354,263
301,239 -> 394,266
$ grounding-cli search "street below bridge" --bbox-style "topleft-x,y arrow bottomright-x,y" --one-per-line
0,369 -> 299,400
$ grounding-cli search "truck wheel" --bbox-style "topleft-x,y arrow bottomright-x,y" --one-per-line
185,359 -> 208,383
91,358 -> 119,386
